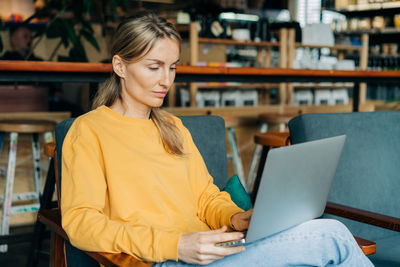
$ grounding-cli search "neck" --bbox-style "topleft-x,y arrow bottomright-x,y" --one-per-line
110,99 -> 151,119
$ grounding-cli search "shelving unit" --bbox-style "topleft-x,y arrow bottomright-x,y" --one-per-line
188,22 -> 290,106
290,33 -> 369,105
185,21 -> 370,108
324,1 -> 400,102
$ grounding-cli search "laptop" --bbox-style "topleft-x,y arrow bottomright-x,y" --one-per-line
218,135 -> 346,246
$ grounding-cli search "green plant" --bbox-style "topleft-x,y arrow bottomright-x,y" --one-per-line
0,18 -> 3,53
25,0 -> 127,62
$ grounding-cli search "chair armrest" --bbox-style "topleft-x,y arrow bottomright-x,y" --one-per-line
38,209 -> 152,267
325,202 -> 400,232
254,132 -> 290,147
37,209 -> 67,239
44,142 -> 56,158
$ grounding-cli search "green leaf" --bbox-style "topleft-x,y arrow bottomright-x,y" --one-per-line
47,18 -> 78,48
58,40 -> 88,62
83,0 -> 92,14
81,19 -> 94,34
62,19 -> 78,46
69,40 -> 88,62
0,18 -> 3,52
46,18 -> 64,38
80,28 -> 100,51
46,18 -> 68,48
0,35 -> 3,53
115,0 -> 128,9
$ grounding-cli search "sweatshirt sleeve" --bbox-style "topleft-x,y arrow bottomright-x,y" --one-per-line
61,119 -> 180,263
180,124 -> 244,231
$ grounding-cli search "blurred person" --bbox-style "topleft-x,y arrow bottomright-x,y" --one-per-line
1,24 -> 42,61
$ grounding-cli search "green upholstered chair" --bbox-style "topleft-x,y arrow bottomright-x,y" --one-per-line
254,111 -> 399,267
38,115 -> 243,267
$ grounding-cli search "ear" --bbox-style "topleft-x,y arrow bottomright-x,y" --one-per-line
112,55 -> 126,78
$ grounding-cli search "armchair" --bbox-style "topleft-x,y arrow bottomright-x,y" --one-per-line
253,111 -> 400,266
38,115 -> 232,266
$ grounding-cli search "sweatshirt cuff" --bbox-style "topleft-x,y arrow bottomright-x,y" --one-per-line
156,231 -> 181,262
221,206 -> 244,231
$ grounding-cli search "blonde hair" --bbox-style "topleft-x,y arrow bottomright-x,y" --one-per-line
92,13 -> 184,155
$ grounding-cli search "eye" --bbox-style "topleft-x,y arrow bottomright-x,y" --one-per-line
148,67 -> 159,71
170,65 -> 176,71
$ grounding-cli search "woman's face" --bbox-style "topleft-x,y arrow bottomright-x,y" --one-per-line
113,38 -> 180,117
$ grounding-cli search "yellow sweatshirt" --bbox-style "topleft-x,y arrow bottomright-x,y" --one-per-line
61,106 -> 243,263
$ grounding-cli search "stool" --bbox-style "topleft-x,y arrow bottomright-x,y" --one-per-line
246,113 -> 298,192
222,117 -> 246,189
0,120 -> 55,252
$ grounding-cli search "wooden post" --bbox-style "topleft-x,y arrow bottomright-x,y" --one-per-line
359,33 -> 369,105
279,28 -> 288,104
189,22 -> 199,106
256,47 -> 265,67
279,28 -> 288,68
189,83 -> 198,107
287,28 -> 296,105
190,22 -> 198,66
189,22 -> 199,107
168,84 -> 176,107
265,46 -> 271,68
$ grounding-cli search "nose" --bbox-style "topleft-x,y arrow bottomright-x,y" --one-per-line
159,68 -> 174,88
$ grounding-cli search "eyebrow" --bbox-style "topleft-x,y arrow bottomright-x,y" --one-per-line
146,59 -> 180,65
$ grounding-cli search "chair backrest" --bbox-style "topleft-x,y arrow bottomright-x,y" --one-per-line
288,111 -> 400,240
54,115 -> 229,266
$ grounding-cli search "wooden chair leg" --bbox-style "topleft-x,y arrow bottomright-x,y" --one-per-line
50,232 -> 66,267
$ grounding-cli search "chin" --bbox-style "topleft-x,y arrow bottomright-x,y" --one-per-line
149,99 -> 165,108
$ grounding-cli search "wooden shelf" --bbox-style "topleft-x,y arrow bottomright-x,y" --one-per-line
335,28 -> 400,36
2,61 -> 399,80
198,38 -> 280,47
194,83 -> 280,89
295,43 -> 362,51
336,1 -> 400,12
292,83 -> 354,89
165,102 -> 377,118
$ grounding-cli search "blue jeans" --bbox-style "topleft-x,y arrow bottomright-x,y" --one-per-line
153,219 -> 373,267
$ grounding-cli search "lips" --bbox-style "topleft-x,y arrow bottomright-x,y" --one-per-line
153,91 -> 168,98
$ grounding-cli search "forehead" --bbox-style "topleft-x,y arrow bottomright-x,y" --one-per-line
142,38 -> 180,61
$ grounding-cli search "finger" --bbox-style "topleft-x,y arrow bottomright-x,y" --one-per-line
208,245 -> 246,257
196,254 -> 225,264
196,243 -> 245,259
205,225 -> 228,235
209,232 -> 245,244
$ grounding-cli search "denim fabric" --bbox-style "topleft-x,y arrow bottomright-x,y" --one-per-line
153,219 -> 373,267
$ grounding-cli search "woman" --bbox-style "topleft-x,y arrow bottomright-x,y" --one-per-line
61,13 -> 373,266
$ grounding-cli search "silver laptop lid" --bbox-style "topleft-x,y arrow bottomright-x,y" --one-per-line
246,135 -> 346,243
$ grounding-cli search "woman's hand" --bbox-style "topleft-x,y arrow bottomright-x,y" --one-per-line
231,209 -> 253,231
177,226 -> 245,265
